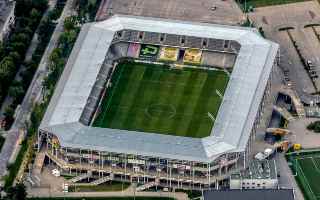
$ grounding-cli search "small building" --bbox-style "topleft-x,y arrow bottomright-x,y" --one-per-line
230,159 -> 278,189
0,0 -> 15,42
204,189 -> 295,200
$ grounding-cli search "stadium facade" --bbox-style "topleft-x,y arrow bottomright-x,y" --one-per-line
38,15 -> 279,189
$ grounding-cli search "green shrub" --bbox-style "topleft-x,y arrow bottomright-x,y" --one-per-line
307,121 -> 320,132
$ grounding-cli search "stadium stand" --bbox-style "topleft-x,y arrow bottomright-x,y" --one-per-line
185,36 -> 202,48
80,43 -> 128,125
115,30 -> 238,54
129,30 -> 140,42
163,34 -> 181,46
207,39 -> 224,51
230,41 -> 241,53
143,32 -> 160,44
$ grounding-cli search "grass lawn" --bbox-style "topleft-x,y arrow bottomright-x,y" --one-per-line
61,174 -> 76,180
93,61 -> 229,138
69,181 -> 130,192
241,0 -> 310,8
287,151 -> 320,200
29,198 -> 174,200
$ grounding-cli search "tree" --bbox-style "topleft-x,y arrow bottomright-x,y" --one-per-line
0,57 -> 15,81
8,84 -> 24,101
5,183 -> 27,200
4,106 -> 14,119
15,0 -> 32,17
49,48 -> 62,65
22,26 -> 33,38
37,17 -> 53,43
31,0 -> 48,13
30,103 -> 44,130
8,52 -> 21,65
0,41 -> 4,60
9,42 -> 26,56
30,8 -> 41,19
48,9 -> 60,21
28,9 -> 42,29
11,33 -> 30,44
63,16 -> 77,31
59,30 -> 78,55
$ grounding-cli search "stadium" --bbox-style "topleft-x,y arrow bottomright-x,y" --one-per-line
38,15 -> 279,189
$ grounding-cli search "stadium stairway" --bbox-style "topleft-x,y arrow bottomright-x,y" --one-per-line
45,152 -> 69,169
68,171 -> 92,183
279,87 -> 305,117
136,181 -> 159,191
89,175 -> 113,186
33,151 -> 46,175
273,105 -> 295,121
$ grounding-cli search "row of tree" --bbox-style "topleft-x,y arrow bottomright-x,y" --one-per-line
2,0 -> 69,129
1,0 -> 100,193
43,16 -> 80,98
0,0 -> 48,127
4,16 -> 80,192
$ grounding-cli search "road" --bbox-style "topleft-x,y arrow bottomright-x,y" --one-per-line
0,0 -> 75,179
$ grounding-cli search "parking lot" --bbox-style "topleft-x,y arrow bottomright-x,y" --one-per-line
96,0 -> 244,25
249,1 -> 320,94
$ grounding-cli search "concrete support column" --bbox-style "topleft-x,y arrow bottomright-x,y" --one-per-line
169,166 -> 172,187
46,133 -> 49,150
208,163 -> 211,187
192,162 -> 195,189
166,160 -> 169,186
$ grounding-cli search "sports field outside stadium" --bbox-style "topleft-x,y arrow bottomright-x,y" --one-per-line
92,61 -> 229,138
287,150 -> 320,200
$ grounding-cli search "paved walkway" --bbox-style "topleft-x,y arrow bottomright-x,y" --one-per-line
28,190 -> 188,200
288,117 -> 320,148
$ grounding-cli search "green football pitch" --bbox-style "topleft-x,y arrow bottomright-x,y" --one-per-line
92,61 -> 229,138
287,151 -> 320,200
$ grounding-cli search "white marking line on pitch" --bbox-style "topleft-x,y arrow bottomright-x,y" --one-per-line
296,158 -> 317,199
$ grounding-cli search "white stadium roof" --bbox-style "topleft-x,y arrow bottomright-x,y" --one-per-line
40,15 -> 278,162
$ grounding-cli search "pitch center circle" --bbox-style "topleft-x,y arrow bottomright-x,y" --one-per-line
145,103 -> 176,119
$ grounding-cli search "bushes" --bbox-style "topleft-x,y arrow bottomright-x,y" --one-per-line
43,16 -> 80,96
307,121 -> 320,133
4,139 -> 28,189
